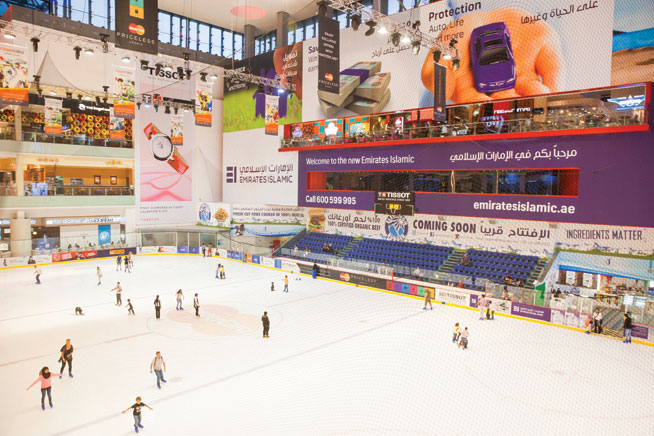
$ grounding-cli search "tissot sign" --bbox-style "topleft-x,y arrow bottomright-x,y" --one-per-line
115,0 -> 159,54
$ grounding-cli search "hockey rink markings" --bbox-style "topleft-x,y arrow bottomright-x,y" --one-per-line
0,332 -> 153,368
47,309 -> 429,436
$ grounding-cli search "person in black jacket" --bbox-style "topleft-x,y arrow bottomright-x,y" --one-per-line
623,313 -> 633,344
154,296 -> 161,319
262,312 -> 270,338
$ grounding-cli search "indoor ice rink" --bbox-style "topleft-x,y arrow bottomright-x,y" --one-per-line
1,255 -> 653,436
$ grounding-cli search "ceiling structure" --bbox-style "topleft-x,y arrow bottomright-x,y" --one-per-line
158,0 -> 320,34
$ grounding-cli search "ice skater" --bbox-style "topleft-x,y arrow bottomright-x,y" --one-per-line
110,282 -> 123,306
271,281 -> 275,292
96,266 -> 102,285
34,265 -> 42,284
478,296 -> 486,320
423,289 -> 433,310
452,322 -> 461,343
487,300 -> 495,320
220,265 -> 225,279
121,396 -> 153,433
208,246 -> 213,257
125,255 -> 132,273
216,263 -> 221,279
26,367 -> 63,410
283,275 -> 289,293
176,289 -> 184,310
193,293 -> 200,317
154,295 -> 161,319
75,306 -> 84,315
202,244 -> 206,257
116,255 -> 122,271
149,351 -> 167,389
593,308 -> 603,334
458,327 -> 469,350
623,313 -> 632,344
127,299 -> 135,315
262,311 -> 270,338
58,339 -> 73,378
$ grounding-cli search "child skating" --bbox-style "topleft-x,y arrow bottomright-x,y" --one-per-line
220,265 -> 225,279
271,281 -> 275,292
283,275 -> 289,292
423,289 -> 433,310
96,266 -> 102,285
176,289 -> 184,310
116,255 -> 122,271
26,367 -> 63,410
458,327 -> 469,350
216,263 -> 221,279
127,299 -> 135,315
452,323 -> 461,343
33,265 -> 42,284
121,396 -> 153,433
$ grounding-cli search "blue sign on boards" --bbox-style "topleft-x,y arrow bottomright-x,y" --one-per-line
98,225 -> 111,245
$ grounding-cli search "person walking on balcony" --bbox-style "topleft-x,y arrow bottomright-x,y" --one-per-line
593,308 -> 603,334
623,313 -> 633,343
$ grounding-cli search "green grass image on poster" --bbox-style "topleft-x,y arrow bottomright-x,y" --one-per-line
224,88 -> 302,132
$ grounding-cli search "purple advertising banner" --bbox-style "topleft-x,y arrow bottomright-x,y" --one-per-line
298,130 -> 654,226
510,302 -> 552,322
631,323 -> 648,339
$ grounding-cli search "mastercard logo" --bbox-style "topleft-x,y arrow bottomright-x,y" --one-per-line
339,272 -> 350,282
324,73 -> 333,81
129,23 -> 145,36
436,106 -> 443,113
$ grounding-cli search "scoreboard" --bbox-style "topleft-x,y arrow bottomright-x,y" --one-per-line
374,191 -> 414,216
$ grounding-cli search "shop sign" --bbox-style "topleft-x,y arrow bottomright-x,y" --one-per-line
45,216 -> 122,226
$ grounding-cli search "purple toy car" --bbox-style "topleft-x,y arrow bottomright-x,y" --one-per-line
469,22 -> 516,93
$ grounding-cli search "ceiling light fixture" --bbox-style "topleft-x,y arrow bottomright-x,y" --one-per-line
364,20 -> 376,36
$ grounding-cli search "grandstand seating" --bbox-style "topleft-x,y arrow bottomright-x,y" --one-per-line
288,232 -> 353,263
450,248 -> 538,283
344,238 -> 453,272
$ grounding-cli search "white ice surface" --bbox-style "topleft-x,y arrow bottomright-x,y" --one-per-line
1,255 -> 653,436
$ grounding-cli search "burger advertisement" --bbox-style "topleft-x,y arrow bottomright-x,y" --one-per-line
307,208 -> 326,233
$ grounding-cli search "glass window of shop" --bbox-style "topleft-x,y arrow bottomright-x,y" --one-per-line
311,169 -> 579,197
22,165 -> 133,197
0,158 -> 17,196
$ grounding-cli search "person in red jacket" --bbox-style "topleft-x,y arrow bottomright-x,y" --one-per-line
26,367 -> 63,410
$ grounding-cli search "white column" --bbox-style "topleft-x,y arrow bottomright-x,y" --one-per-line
10,214 -> 31,257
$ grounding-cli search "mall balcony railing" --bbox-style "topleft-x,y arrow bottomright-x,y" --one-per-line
22,183 -> 134,196
280,110 -> 647,149
0,127 -> 133,148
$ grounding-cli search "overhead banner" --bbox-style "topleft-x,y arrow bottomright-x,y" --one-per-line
98,224 -> 111,245
115,0 -> 158,54
171,113 -> 183,145
109,109 -> 125,139
194,80 -> 212,127
113,65 -> 136,119
0,43 -> 29,105
44,97 -> 62,135
433,63 -> 446,122
317,15 -> 340,94
264,94 -> 279,135
224,42 -> 303,132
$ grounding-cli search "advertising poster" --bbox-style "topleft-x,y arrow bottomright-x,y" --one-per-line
194,80 -> 212,127
317,15 -> 340,94
0,43 -> 29,105
113,65 -> 136,119
98,224 -> 111,245
115,0 -> 159,54
224,42 -> 302,132
44,97 -> 62,135
264,94 -> 279,135
136,69 -> 194,224
110,109 -> 126,139
611,0 -> 654,85
223,129 -> 298,205
298,129 -> 654,227
197,202 -> 232,227
230,204 -> 305,225
171,113 -> 183,145
433,63 -> 446,122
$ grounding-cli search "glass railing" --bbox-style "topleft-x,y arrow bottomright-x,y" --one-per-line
19,132 -> 133,148
281,82 -> 649,149
22,183 -> 134,196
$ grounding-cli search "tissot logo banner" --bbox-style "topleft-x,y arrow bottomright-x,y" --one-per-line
375,191 -> 414,216
226,166 -> 238,183
433,62 -> 446,122
317,15 -> 340,94
115,0 -> 158,54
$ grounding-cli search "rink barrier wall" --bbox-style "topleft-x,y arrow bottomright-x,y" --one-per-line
2,250 -> 651,346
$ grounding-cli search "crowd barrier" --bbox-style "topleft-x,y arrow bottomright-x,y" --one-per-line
1,247 -> 650,345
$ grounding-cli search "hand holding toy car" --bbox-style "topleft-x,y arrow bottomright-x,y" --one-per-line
421,8 -> 565,104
